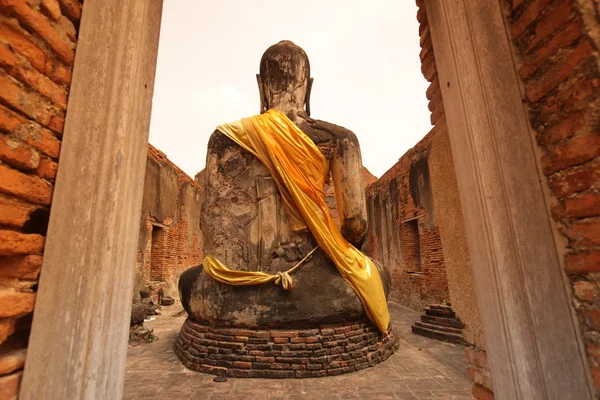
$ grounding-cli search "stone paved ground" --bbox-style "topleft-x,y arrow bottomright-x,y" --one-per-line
124,302 -> 472,399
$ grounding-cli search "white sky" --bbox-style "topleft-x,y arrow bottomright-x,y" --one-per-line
149,0 -> 431,179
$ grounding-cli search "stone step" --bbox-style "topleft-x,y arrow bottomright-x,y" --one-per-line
414,321 -> 463,334
421,314 -> 464,329
430,304 -> 453,312
426,305 -> 453,311
411,324 -> 467,345
425,306 -> 455,318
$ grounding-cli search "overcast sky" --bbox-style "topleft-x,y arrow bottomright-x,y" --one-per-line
148,0 -> 431,179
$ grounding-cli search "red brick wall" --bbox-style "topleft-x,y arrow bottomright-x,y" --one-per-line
149,224 -> 168,281
400,219 -> 421,272
173,203 -> 203,271
135,145 -> 203,294
502,0 -> 600,393
362,167 -> 378,187
364,129 -> 450,311
0,1 -> 82,397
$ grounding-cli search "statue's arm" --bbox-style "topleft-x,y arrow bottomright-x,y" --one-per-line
200,130 -> 223,253
202,130 -> 220,206
331,131 -> 368,247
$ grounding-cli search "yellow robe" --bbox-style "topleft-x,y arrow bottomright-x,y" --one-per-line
202,109 -> 390,333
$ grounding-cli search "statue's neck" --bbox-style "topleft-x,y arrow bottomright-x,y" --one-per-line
269,102 -> 305,122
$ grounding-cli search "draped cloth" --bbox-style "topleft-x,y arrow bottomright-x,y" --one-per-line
202,109 -> 390,333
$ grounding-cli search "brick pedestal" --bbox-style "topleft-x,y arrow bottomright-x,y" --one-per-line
175,318 -> 399,378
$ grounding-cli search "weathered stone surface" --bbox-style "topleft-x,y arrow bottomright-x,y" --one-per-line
160,296 -> 174,306
185,250 -> 390,327
129,326 -> 155,345
139,289 -> 150,300
178,41 -> 393,376
130,304 -> 146,326
181,41 -> 391,330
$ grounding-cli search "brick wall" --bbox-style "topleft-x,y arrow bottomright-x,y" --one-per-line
502,0 -> 600,394
135,144 -> 203,297
149,223 -> 168,281
0,1 -> 82,397
364,129 -> 450,311
400,219 -> 421,272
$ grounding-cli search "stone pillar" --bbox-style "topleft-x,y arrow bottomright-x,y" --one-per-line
425,0 -> 592,398
19,1 -> 163,399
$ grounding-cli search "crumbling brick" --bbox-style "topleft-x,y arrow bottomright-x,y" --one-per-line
566,250 -> 600,274
176,318 -> 398,378
525,40 -> 595,102
57,0 -> 82,25
0,371 -> 22,400
0,255 -> 43,280
40,0 -> 62,21
0,164 -> 53,205
0,42 -> 67,108
0,230 -> 44,256
0,197 -> 37,229
0,0 -> 75,63
0,3 -> 81,396
0,71 -> 64,134
502,1 -> 600,390
0,135 -> 40,171
0,290 -> 36,318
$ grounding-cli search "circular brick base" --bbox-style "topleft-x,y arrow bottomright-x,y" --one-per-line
175,317 -> 399,378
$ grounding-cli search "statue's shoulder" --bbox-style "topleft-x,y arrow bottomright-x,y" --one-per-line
296,114 -> 357,144
207,129 -> 236,152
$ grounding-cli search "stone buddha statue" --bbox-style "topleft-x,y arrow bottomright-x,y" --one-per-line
176,40 -> 397,378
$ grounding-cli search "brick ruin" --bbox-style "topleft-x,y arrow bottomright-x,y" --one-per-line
501,0 -> 600,392
134,144 -> 204,298
0,0 -> 598,398
364,133 -> 450,311
176,317 -> 397,379
0,0 -> 82,397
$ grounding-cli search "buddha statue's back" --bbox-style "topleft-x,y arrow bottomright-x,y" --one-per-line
176,41 -> 397,378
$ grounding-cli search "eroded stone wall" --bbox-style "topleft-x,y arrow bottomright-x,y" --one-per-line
502,0 -> 600,394
0,1 -> 82,397
364,131 -> 450,311
134,145 -> 203,299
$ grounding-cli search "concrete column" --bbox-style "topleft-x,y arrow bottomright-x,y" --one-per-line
20,1 -> 163,398
424,0 -> 592,399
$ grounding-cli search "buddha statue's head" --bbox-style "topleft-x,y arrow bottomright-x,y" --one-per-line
257,40 -> 314,116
